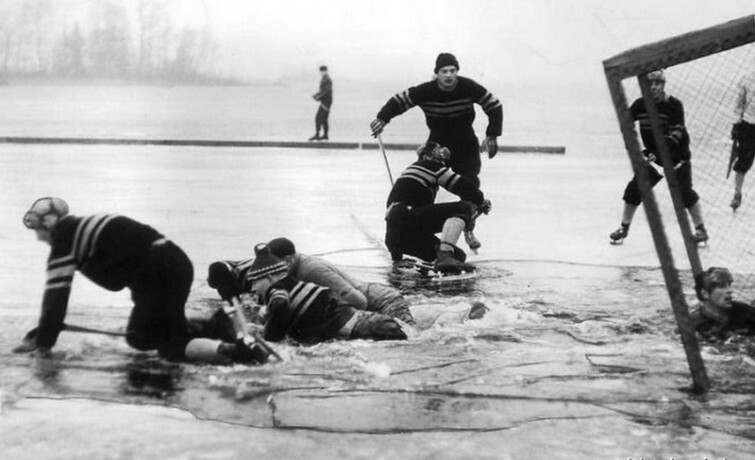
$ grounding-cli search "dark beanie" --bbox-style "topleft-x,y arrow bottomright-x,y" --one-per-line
319,65 -> 328,71
248,243 -> 288,281
268,237 -> 296,258
434,53 -> 459,73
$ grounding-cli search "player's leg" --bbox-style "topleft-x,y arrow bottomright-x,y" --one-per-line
364,283 -> 415,324
349,311 -> 408,341
611,166 -> 662,244
677,163 -> 707,244
732,121 -> 755,210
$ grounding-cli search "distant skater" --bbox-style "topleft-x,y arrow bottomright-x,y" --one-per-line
609,69 -> 708,245
728,66 -> 755,211
13,197 -> 270,365
309,65 -> 333,141
370,52 -> 503,188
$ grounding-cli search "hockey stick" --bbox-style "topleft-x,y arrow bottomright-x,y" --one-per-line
226,298 -> 282,362
376,134 -> 394,186
727,138 -> 738,179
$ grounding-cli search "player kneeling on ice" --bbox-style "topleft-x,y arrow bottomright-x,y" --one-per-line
13,197 -> 270,366
691,266 -> 755,341
246,244 -> 408,344
385,142 -> 491,274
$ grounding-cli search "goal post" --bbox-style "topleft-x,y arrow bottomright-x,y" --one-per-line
602,15 -> 755,392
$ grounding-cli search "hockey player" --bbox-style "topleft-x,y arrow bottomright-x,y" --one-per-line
266,237 -> 414,324
247,244 -> 407,344
207,238 -> 415,325
370,52 -> 503,188
609,69 -> 708,245
692,267 -> 755,341
385,142 -> 491,273
729,67 -> 755,211
13,197 -> 269,365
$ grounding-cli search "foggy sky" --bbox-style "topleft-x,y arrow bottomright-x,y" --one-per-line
4,0 -> 754,86
196,0 -> 755,86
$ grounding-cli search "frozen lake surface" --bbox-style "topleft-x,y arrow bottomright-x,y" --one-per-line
1,84 -> 754,459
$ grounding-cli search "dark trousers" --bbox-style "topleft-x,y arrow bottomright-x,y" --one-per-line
126,241 -> 194,360
385,201 -> 476,262
622,161 -> 700,208
315,105 -> 330,136
734,120 -> 755,173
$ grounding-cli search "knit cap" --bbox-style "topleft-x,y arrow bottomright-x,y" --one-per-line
434,53 -> 459,73
248,243 -> 288,281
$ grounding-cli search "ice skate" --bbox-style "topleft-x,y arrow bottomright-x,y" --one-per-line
609,225 -> 629,245
731,192 -> 742,211
434,249 -> 475,275
308,134 -> 321,141
693,225 -> 709,246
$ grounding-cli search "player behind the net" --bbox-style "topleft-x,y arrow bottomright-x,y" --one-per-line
385,142 -> 491,274
608,69 -> 708,246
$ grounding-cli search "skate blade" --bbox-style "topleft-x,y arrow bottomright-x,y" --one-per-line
609,239 -> 624,246
429,270 -> 477,283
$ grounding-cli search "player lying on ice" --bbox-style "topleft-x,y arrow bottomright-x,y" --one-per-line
385,141 -> 491,274
12,197 -> 270,365
243,244 -> 408,343
206,237 -> 415,326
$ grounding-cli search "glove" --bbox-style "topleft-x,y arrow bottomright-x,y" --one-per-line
480,137 -> 498,159
732,122 -> 741,141
478,199 -> 492,215
370,118 -> 386,137
233,336 -> 271,365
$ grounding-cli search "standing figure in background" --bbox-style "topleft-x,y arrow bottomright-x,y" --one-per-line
13,197 -> 269,365
370,52 -> 503,189
609,69 -> 708,246
309,65 -> 333,141
729,68 -> 755,211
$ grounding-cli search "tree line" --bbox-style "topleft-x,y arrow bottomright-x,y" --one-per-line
0,0 -> 233,84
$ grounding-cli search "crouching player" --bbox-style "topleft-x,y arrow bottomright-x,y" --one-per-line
385,142 -> 491,274
247,243 -> 407,344
13,197 -> 269,365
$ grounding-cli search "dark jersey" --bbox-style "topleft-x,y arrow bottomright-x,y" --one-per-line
690,301 -> 755,341
629,95 -> 690,164
315,75 -> 333,107
262,276 -> 353,343
386,158 -> 484,208
376,76 -> 502,141
37,214 -> 164,346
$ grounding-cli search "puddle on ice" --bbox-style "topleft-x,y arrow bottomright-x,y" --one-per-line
1,146 -> 754,458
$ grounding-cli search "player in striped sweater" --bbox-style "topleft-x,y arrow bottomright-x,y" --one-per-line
207,237 -> 414,325
385,142 -> 491,273
370,52 -> 503,188
246,244 -> 407,344
13,197 -> 269,365
609,70 -> 708,245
